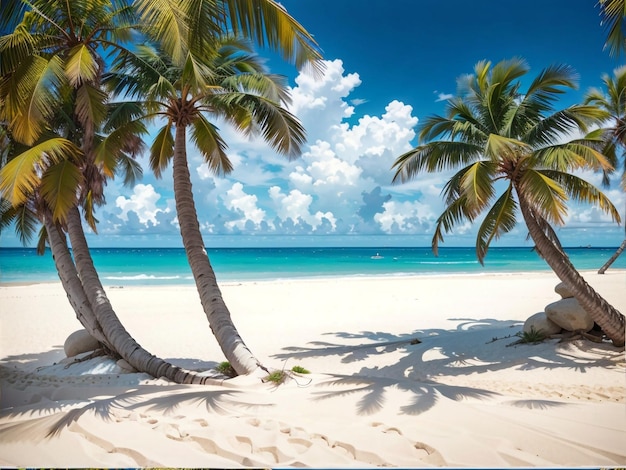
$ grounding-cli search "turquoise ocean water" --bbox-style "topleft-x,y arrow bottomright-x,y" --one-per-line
1,246 -> 624,285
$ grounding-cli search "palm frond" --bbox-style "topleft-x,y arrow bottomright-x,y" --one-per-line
65,43 -> 99,87
460,160 -> 497,211
36,224 -> 48,254
541,170 -> 622,224
2,54 -> 65,144
522,63 -> 578,111
392,141 -> 483,183
523,105 -> 606,148
40,160 -> 83,223
190,114 -> 232,175
431,195 -> 473,256
0,20 -> 37,75
82,189 -> 100,232
75,83 -> 109,130
517,169 -> 568,225
0,199 -> 39,246
0,137 -> 81,206
599,0 -> 626,57
115,153 -> 143,187
484,133 -> 529,161
133,0 -> 189,63
149,123 -> 174,178
533,139 -> 613,173
476,186 -> 518,264
222,0 -> 323,74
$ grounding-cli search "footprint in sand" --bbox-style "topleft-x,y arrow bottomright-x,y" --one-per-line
369,421 -> 403,435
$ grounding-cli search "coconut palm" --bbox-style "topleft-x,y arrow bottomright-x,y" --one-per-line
112,0 -> 322,377
393,58 -> 625,346
0,0 -> 224,382
585,65 -> 626,273
599,0 -> 626,57
2,0 -> 322,378
106,36 -> 306,375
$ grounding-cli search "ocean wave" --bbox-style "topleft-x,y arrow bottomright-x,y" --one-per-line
416,261 -> 479,265
103,274 -> 185,281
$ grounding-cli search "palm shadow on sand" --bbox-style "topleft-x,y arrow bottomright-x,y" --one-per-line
0,356 -> 272,442
273,317 -> 623,416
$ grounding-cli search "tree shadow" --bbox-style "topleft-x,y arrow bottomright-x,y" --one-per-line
0,348 -> 270,442
0,382 -> 273,442
312,374 -> 497,416
273,317 -> 624,416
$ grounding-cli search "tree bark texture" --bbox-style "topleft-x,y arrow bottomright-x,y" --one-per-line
598,238 -> 626,274
173,124 -> 263,375
517,194 -> 625,346
44,214 -> 112,349
65,206 -> 220,383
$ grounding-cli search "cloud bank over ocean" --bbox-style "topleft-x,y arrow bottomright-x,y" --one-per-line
72,59 -> 619,248
2,59 -> 622,248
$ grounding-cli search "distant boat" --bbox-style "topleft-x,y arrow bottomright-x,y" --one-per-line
371,253 -> 384,259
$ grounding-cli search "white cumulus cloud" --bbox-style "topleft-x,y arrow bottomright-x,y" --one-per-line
115,184 -> 168,226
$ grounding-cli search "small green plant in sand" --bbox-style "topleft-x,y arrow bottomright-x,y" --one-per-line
291,365 -> 310,374
507,326 -> 546,346
265,370 -> 288,384
215,361 -> 236,377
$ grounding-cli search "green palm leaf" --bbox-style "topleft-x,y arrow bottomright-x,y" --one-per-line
0,137 -> 80,206
599,0 -> 626,57
115,154 -> 144,187
2,54 -> 64,144
134,0 -> 188,64
190,114 -> 231,175
149,124 -> 175,178
65,44 -> 99,87
476,186 -> 518,263
518,169 -> 568,225
431,195 -> 473,256
222,0 -> 323,72
541,170 -> 621,224
484,133 -> 528,160
40,160 -> 83,223
0,199 -> 39,245
460,160 -> 496,211
75,83 -> 109,130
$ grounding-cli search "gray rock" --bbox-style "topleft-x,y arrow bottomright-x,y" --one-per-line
545,298 -> 594,332
523,312 -> 562,336
554,282 -> 574,299
116,358 -> 138,373
64,329 -> 100,357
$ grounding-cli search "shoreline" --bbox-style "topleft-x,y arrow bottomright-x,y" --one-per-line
2,267 -> 624,288
1,271 -> 625,467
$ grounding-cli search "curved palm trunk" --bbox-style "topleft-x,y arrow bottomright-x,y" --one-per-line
44,214 -> 112,350
598,238 -> 626,274
65,207 -> 219,384
173,125 -> 263,376
518,196 -> 625,346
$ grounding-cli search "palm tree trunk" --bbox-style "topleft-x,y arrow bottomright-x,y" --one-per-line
173,124 -> 263,376
65,206 -> 220,384
598,238 -> 626,274
44,214 -> 112,350
518,197 -> 625,346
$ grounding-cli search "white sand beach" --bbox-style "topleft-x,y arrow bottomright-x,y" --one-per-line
1,271 -> 625,467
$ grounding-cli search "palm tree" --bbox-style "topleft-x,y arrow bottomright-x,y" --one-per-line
0,0 -> 225,382
2,0 -> 322,378
393,58 -> 625,346
599,0 -> 626,57
585,65 -> 626,273
106,37 -> 306,375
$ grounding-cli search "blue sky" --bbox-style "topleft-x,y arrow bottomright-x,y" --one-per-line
2,0 -> 624,248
